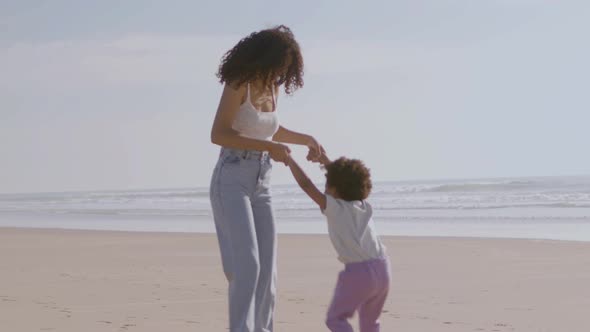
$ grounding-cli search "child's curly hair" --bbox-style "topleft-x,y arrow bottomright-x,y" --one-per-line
325,157 -> 372,201
216,25 -> 304,95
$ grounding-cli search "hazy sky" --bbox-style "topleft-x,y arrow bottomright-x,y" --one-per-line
1,0 -> 589,194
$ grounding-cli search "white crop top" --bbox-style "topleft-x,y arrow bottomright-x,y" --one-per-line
232,84 -> 280,141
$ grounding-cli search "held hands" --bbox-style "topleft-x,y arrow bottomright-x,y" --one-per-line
306,138 -> 330,165
269,136 -> 329,167
305,136 -> 328,164
268,142 -> 291,166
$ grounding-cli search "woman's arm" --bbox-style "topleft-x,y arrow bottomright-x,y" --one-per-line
287,157 -> 327,210
273,126 -> 323,159
211,84 -> 291,163
272,126 -> 313,146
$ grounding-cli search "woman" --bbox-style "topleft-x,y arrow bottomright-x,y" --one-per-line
209,25 -> 323,332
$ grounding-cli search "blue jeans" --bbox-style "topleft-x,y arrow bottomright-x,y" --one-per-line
210,148 -> 276,332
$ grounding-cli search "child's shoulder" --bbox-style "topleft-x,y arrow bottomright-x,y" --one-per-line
326,195 -> 351,207
324,195 -> 346,215
327,194 -> 369,204
326,195 -> 371,213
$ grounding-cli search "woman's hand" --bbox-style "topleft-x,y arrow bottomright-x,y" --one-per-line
269,142 -> 291,166
307,147 -> 330,165
305,136 -> 325,163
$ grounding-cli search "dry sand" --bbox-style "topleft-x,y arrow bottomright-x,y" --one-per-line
1,227 -> 589,332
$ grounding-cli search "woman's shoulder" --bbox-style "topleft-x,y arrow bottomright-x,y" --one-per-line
220,82 -> 249,105
225,81 -> 247,93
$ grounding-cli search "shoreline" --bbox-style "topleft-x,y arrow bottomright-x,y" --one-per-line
1,225 -> 589,244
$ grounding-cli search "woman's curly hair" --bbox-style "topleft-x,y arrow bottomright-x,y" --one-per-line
216,25 -> 304,94
325,157 -> 373,201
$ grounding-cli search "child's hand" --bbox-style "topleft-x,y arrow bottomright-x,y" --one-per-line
305,136 -> 325,162
306,148 -> 318,162
307,146 -> 329,165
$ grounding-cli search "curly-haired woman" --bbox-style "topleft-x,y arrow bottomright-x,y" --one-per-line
209,25 -> 324,332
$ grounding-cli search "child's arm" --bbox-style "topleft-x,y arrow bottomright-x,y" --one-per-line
287,157 -> 327,210
318,153 -> 331,166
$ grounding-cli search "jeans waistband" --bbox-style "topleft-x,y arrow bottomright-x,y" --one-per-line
220,147 -> 270,161
344,257 -> 389,272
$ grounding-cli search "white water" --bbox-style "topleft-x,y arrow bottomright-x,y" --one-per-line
2,175 -> 590,241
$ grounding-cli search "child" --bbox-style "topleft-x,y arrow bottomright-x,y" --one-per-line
287,153 -> 390,332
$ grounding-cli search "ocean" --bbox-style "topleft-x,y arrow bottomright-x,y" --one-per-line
2,175 -> 590,241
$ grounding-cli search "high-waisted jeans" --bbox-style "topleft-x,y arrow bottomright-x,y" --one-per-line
210,148 -> 276,332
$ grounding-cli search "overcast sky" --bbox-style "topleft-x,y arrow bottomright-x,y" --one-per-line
1,0 -> 589,194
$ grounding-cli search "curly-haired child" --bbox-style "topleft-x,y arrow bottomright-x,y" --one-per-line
287,153 -> 390,332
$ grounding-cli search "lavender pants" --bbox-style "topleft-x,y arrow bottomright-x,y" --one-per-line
326,258 -> 390,332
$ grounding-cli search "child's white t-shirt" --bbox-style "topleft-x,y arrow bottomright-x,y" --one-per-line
322,195 -> 386,264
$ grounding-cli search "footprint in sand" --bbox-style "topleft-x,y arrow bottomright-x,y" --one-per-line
287,297 -> 305,304
444,321 -> 466,325
60,308 -> 72,318
120,323 -> 136,330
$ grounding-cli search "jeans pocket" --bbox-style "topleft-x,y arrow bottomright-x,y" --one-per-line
222,153 -> 241,165
218,156 -> 245,187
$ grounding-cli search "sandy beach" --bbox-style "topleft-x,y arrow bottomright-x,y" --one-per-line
1,228 -> 589,332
